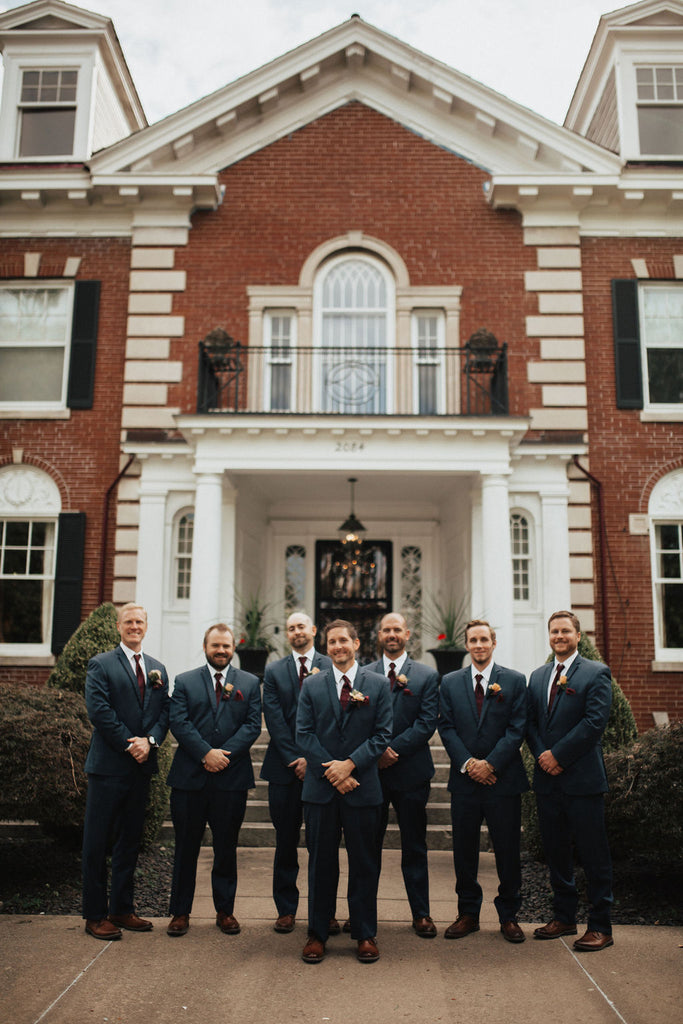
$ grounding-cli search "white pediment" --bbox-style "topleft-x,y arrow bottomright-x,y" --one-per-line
89,16 -> 621,181
0,0 -> 111,33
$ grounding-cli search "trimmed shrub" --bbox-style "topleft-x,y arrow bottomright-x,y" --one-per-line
0,684 -> 90,836
47,602 -> 119,695
605,722 -> 683,869
521,634 -> 637,858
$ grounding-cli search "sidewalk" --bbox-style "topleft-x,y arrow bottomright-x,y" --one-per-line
1,848 -> 681,1024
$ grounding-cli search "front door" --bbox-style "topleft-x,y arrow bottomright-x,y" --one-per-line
315,539 -> 392,662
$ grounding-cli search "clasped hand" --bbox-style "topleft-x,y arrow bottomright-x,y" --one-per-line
126,736 -> 150,763
538,749 -> 563,775
203,748 -> 231,772
468,758 -> 497,785
322,758 -> 359,793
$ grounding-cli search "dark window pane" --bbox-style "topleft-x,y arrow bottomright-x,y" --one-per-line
5,522 -> 29,545
29,549 -> 45,575
31,523 -> 47,545
647,349 -> 683,403
0,579 -> 43,642
19,108 -> 76,157
4,550 -> 27,574
663,583 -> 683,647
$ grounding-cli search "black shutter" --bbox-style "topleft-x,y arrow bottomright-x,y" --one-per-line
51,512 -> 86,655
67,281 -> 100,409
612,279 -> 643,409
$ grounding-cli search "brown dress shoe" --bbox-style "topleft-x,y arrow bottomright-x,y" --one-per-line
533,919 -> 577,940
573,929 -> 614,952
412,915 -> 437,938
274,913 -> 296,933
500,919 -> 525,943
302,936 -> 326,963
85,918 -> 122,941
342,918 -> 352,933
328,917 -> 341,936
444,915 -> 480,939
167,914 -> 190,936
357,938 -> 380,963
216,912 -> 240,934
109,913 -> 153,932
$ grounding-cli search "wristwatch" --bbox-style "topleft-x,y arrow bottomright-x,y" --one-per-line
147,735 -> 158,747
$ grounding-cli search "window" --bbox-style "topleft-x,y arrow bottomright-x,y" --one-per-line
18,68 -> 78,158
0,520 -> 56,644
174,513 -> 194,600
636,66 -> 683,156
652,523 -> 683,653
0,280 -> 100,412
412,312 -> 445,414
316,255 -> 394,413
285,544 -> 306,613
639,285 -> 683,407
510,513 -> 531,602
265,312 -> 295,412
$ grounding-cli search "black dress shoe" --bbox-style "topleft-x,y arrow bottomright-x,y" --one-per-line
444,915 -> 479,939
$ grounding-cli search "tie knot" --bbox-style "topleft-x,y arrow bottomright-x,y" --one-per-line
475,673 -> 483,684
341,675 -> 350,686
134,653 -> 140,663
389,662 -> 396,671
215,672 -> 222,685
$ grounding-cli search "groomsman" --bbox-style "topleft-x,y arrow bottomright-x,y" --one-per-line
527,611 -> 614,951
166,623 -> 261,937
438,619 -> 528,943
81,603 -> 169,940
366,612 -> 439,937
296,620 -> 392,964
261,611 -> 332,933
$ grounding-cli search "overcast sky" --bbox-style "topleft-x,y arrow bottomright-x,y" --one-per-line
2,0 -> 621,126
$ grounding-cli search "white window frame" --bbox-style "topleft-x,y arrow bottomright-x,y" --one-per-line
650,518 -> 683,663
634,64 -> 683,158
264,310 -> 296,412
411,310 -> 446,415
0,281 -> 74,412
0,52 -> 95,162
172,509 -> 194,606
510,510 -> 533,606
638,282 -> 683,414
0,517 -> 57,657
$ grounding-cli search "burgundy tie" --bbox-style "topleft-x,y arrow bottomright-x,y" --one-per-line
215,672 -> 223,708
387,662 -> 397,690
298,657 -> 308,688
134,654 -> 145,704
475,674 -> 484,717
547,663 -> 563,713
340,675 -> 352,710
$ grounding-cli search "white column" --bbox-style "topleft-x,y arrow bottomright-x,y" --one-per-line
135,485 -> 167,654
480,473 -> 514,661
540,492 -> 572,615
189,472 -> 224,654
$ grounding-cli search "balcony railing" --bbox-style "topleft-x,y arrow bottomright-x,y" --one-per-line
197,341 -> 508,417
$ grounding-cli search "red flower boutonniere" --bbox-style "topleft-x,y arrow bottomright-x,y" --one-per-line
348,689 -> 369,707
222,683 -> 244,701
486,682 -> 504,702
395,673 -> 413,696
557,675 -> 575,695
147,669 -> 163,690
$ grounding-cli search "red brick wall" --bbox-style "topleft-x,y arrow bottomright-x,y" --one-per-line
0,237 -> 131,684
581,236 -> 683,730
171,102 -> 540,417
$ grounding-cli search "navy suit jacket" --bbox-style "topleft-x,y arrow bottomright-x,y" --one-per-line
261,650 -> 332,784
84,646 -> 170,777
365,657 -> 438,791
527,654 -> 611,796
167,663 -> 261,791
296,665 -> 392,807
438,663 -> 529,796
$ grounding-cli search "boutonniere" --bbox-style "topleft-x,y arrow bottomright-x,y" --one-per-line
557,675 -> 575,695
222,682 -> 244,701
307,667 -> 321,677
348,689 -> 369,707
395,674 -> 413,696
147,670 -> 163,690
486,682 -> 504,702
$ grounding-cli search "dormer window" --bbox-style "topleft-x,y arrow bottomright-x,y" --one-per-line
18,68 -> 78,157
636,66 -> 683,156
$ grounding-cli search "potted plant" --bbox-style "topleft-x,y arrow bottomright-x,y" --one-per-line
235,590 -> 278,679
423,591 -> 470,676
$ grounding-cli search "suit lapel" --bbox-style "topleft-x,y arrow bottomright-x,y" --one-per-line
540,663 -> 555,722
116,646 -> 142,706
324,670 -> 343,727
551,655 -> 581,716
477,665 -> 498,730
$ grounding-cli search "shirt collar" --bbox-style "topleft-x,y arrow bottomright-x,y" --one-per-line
554,650 -> 579,673
470,660 -> 494,686
120,642 -> 144,662
383,652 -> 407,673
333,662 -> 358,686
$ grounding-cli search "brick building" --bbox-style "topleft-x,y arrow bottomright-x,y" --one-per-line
0,0 -> 681,730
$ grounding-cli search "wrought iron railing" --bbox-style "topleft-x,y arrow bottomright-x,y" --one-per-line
197,341 -> 508,416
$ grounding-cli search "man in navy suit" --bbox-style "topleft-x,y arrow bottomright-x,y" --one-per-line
166,623 -> 261,937
296,619 -> 392,964
527,610 -> 614,952
82,603 -> 170,940
366,612 -> 439,937
261,611 -> 333,933
438,619 -> 528,943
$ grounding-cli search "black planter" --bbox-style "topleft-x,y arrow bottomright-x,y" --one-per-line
427,647 -> 467,678
236,646 -> 269,680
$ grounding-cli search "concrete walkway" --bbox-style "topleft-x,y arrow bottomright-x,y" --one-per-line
1,849 -> 681,1024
